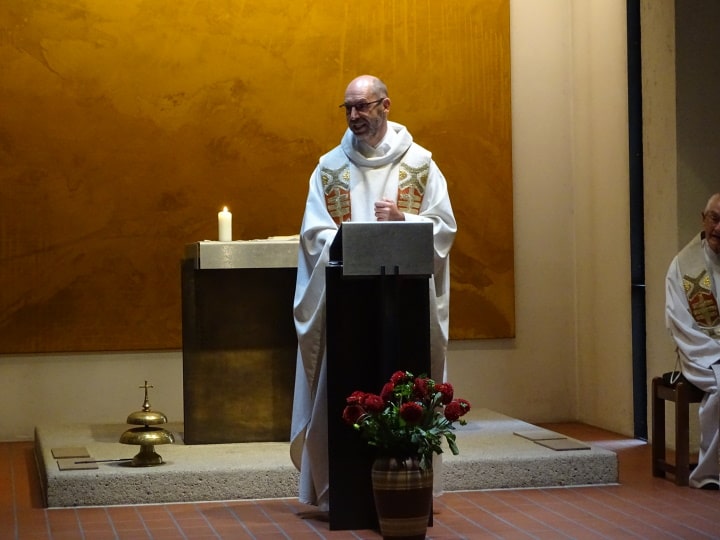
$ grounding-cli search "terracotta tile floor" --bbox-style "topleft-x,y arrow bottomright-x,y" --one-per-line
1,423 -> 719,539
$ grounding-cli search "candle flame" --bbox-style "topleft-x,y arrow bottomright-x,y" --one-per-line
222,206 -> 229,212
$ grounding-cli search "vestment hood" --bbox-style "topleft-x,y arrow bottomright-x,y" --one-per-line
340,121 -> 414,167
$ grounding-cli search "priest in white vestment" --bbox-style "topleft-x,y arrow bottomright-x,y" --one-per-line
665,192 -> 720,490
290,75 -> 457,510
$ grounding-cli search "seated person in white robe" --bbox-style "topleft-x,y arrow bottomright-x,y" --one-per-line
290,74 -> 457,510
665,192 -> 720,490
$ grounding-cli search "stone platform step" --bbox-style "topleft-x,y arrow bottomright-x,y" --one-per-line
34,409 -> 618,508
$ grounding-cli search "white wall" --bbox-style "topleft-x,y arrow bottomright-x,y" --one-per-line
675,1 -> 720,247
571,1 -> 633,430
0,352 -> 183,441
0,0 -> 641,441
451,0 -> 634,435
641,0 -> 679,434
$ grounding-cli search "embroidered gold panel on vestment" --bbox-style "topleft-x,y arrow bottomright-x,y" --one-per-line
683,271 -> 720,327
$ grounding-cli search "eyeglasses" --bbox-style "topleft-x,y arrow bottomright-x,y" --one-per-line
704,211 -> 720,225
339,98 -> 385,114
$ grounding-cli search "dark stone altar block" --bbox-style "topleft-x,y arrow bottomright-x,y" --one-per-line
326,223 -> 433,531
182,241 -> 298,444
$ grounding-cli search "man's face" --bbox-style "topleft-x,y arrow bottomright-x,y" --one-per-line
702,198 -> 720,253
342,83 -> 388,147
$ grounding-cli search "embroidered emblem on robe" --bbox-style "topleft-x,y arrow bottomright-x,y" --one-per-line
322,159 -> 428,224
682,270 -> 720,327
397,162 -> 428,215
677,233 -> 720,337
321,165 -> 351,225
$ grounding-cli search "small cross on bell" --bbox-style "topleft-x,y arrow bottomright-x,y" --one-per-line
119,381 -> 175,466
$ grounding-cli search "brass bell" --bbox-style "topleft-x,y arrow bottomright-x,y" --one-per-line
119,381 -> 175,466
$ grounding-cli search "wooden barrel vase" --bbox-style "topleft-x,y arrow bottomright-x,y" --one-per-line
371,456 -> 433,540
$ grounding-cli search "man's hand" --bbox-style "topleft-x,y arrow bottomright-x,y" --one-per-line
374,198 -> 405,221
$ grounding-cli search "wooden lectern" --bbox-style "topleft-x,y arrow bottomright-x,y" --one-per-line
326,222 -> 434,531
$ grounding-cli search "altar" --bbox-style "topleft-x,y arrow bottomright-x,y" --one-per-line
181,237 -> 299,444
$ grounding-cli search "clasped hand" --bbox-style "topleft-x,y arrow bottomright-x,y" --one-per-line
374,198 -> 405,221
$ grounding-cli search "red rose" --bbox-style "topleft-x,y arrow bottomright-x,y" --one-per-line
435,383 -> 454,404
399,402 -> 424,424
380,382 -> 395,402
346,391 -> 366,405
364,394 -> 386,414
342,405 -> 365,425
444,401 -> 464,422
390,371 -> 408,384
413,377 -> 431,399
456,398 -> 471,416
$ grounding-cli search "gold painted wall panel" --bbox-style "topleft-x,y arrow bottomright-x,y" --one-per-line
0,0 -> 513,353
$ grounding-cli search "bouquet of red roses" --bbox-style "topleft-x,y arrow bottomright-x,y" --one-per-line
342,370 -> 471,470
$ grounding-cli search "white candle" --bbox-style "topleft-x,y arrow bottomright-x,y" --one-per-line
218,206 -> 232,241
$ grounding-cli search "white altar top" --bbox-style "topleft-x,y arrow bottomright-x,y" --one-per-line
185,235 -> 299,269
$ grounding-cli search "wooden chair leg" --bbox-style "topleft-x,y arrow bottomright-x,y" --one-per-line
651,377 -> 666,478
675,383 -> 691,486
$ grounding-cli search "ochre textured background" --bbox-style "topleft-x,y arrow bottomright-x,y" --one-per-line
0,0 -> 513,353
